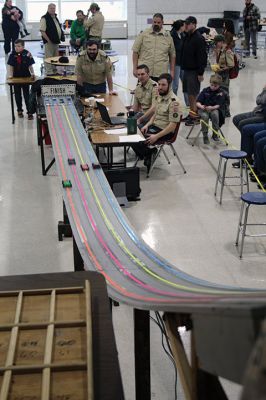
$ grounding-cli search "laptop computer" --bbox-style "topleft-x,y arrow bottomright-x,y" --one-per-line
96,101 -> 127,125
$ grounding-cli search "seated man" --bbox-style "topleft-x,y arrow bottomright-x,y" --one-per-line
70,10 -> 86,51
233,84 -> 266,133
75,39 -> 116,95
196,74 -> 225,144
132,73 -> 183,173
132,64 -> 157,126
251,130 -> 266,188
232,121 -> 266,168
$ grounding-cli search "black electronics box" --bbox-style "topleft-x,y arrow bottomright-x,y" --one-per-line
104,167 -> 141,201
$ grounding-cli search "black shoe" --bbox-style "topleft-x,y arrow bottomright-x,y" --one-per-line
20,33 -> 26,38
25,30 -> 30,36
257,182 -> 266,190
185,117 -> 200,126
212,134 -> 219,142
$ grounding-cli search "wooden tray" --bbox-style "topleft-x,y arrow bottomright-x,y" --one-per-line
0,281 -> 93,400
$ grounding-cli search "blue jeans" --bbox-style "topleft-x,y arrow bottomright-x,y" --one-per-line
83,81 -> 106,94
233,111 -> 265,133
254,130 -> 266,173
241,122 -> 266,158
244,29 -> 257,56
173,66 -> 189,106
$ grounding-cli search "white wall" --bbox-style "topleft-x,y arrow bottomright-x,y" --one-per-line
128,0 -> 266,38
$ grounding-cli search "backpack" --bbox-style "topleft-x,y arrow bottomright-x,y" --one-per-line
228,54 -> 239,79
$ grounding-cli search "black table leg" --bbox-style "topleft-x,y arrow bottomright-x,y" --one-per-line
10,84 -> 15,124
134,308 -> 150,400
73,235 -> 84,271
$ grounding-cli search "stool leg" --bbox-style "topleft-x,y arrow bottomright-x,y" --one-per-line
214,156 -> 222,197
240,161 -> 244,195
245,166 -> 249,192
219,159 -> 227,204
236,200 -> 245,246
239,203 -> 250,259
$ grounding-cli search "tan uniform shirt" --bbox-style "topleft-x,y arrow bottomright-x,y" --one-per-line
84,11 -> 104,38
153,90 -> 182,129
133,78 -> 157,112
132,27 -> 175,78
75,49 -> 112,84
40,15 -> 62,40
217,48 -> 234,69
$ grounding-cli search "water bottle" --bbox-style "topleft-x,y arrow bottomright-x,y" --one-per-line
127,111 -> 137,135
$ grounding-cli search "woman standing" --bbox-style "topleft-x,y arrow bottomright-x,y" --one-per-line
2,0 -> 22,54
223,19 -> 235,49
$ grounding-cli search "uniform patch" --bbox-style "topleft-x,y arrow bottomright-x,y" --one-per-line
173,113 -> 178,118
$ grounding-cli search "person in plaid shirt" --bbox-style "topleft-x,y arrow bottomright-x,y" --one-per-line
243,0 -> 261,59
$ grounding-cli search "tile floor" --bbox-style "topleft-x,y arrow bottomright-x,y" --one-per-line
0,40 -> 266,399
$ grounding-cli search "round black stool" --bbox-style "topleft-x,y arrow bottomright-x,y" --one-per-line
235,192 -> 266,258
214,150 -> 249,204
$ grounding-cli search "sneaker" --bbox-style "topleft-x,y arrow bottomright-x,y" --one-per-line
25,30 -> 30,36
212,133 -> 219,142
203,135 -> 210,144
27,114 -> 34,120
18,111 -> 23,118
253,55 -> 258,59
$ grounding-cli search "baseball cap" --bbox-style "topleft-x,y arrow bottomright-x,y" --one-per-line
89,2 -> 99,10
185,16 -> 197,25
210,74 -> 222,85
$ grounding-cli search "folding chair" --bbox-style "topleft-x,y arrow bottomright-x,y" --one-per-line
146,120 -> 187,178
186,123 -> 226,146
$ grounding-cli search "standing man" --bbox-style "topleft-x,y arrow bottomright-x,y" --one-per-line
132,13 -> 176,82
180,16 -> 207,126
132,64 -> 157,125
243,0 -> 261,59
75,40 -> 116,94
70,10 -> 86,51
40,3 -> 65,75
84,2 -> 104,42
131,73 -> 183,173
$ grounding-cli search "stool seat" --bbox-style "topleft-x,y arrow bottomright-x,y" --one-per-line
220,150 -> 247,160
241,192 -> 266,205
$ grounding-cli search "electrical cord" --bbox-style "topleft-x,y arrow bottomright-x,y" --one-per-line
150,312 -> 178,400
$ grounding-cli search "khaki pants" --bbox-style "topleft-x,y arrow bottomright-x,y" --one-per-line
44,42 -> 59,75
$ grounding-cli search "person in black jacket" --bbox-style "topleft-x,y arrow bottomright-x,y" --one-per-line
181,16 -> 207,126
1,0 -> 22,54
170,20 -> 185,95
40,3 -> 65,75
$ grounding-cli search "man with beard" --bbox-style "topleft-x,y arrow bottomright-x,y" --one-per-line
243,0 -> 261,59
70,10 -> 86,50
132,13 -> 175,82
75,40 -> 116,94
131,73 -> 183,173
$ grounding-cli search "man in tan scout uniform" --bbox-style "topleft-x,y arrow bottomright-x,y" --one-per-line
84,2 -> 104,42
75,40 -> 116,94
132,73 -> 182,172
132,64 -> 157,126
132,13 -> 176,82
40,3 -> 65,75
